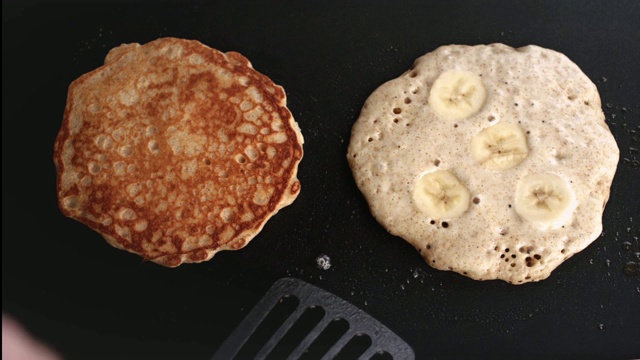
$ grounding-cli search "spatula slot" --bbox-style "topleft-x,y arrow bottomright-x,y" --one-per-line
213,278 -> 414,360
299,318 -> 350,360
265,305 -> 326,360
333,333 -> 373,360
234,295 -> 300,360
369,351 -> 394,360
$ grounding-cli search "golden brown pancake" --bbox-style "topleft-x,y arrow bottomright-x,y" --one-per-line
54,38 -> 304,267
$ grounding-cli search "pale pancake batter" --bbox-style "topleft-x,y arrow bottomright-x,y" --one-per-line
348,44 -> 618,284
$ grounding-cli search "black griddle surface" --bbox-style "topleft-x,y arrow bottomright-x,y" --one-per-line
3,1 -> 639,359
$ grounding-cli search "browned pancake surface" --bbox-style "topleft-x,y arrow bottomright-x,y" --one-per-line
54,38 -> 303,266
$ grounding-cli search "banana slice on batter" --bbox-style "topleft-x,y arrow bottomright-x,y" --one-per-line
471,122 -> 529,170
413,170 -> 470,219
428,69 -> 486,120
514,173 -> 576,230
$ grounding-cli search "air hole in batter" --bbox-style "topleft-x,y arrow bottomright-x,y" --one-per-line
88,162 -> 102,175
519,246 -> 534,254
148,140 -> 159,151
525,257 -> 536,267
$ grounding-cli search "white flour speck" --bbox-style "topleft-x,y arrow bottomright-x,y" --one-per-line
316,254 -> 331,270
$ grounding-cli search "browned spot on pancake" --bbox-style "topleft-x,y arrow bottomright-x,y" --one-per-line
54,38 -> 304,267
231,239 -> 246,250
290,180 -> 301,195
164,255 -> 181,267
189,249 -> 208,262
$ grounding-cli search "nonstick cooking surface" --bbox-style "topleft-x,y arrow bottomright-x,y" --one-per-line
2,1 -> 639,359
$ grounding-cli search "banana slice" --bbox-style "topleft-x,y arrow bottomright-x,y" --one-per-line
471,122 -> 529,170
514,173 -> 576,230
428,69 -> 487,120
413,170 -> 470,219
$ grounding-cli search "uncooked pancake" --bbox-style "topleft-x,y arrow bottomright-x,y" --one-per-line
54,38 -> 304,267
348,44 -> 618,284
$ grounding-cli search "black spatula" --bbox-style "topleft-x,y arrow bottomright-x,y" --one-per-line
212,277 -> 414,360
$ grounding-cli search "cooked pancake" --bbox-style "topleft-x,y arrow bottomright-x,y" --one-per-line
54,38 -> 304,267
348,44 -> 618,284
